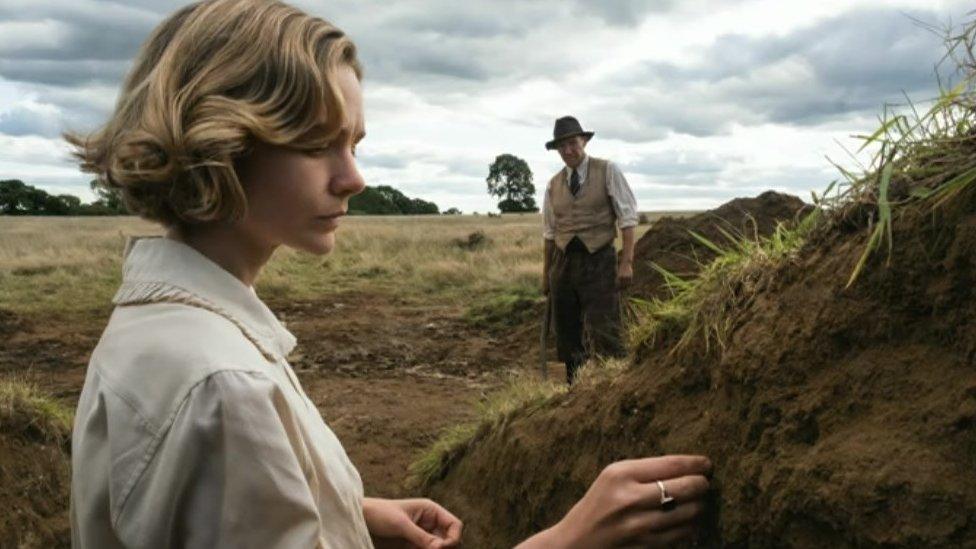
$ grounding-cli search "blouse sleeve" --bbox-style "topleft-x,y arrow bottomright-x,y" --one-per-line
115,370 -> 327,548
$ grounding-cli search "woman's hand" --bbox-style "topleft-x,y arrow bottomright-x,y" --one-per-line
363,497 -> 463,548
517,455 -> 711,548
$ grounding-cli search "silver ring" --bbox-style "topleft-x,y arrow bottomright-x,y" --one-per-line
657,480 -> 676,511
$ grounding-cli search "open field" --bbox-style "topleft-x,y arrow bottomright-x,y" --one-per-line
0,213 -> 690,318
0,212 -> 686,546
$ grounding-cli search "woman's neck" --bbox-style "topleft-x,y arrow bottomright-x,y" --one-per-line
166,224 -> 275,288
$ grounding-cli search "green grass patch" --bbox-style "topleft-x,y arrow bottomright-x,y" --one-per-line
629,210 -> 820,356
0,379 -> 73,446
408,375 -> 568,490
464,286 -> 542,330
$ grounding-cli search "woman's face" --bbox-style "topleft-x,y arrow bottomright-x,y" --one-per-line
235,64 -> 366,255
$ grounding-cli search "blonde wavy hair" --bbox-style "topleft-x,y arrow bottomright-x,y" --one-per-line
67,0 -> 361,227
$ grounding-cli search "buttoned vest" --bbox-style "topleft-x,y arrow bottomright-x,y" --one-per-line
548,156 -> 616,252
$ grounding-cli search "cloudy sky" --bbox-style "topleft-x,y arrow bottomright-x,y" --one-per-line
0,0 -> 972,212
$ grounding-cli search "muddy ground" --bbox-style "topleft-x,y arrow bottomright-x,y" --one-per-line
0,289 -> 554,547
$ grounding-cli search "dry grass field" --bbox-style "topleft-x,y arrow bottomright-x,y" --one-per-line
0,213 -> 683,319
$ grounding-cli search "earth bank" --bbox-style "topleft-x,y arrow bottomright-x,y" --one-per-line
422,192 -> 976,547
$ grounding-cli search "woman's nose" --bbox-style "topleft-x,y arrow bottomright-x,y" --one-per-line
331,156 -> 366,197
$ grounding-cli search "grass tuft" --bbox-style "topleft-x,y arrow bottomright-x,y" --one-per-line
629,210 -> 819,356
408,374 -> 569,490
409,355 -> 632,490
818,19 -> 976,286
464,286 -> 542,330
0,379 -> 73,447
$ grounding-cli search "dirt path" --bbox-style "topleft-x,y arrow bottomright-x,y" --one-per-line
275,293 -> 527,496
1,291 -> 532,498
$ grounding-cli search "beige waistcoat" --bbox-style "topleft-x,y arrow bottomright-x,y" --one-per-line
548,156 -> 617,252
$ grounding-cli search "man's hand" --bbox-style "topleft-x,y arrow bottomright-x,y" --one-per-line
516,455 -> 711,548
363,497 -> 462,549
617,260 -> 633,289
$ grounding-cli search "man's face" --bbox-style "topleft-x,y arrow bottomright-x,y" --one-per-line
556,136 -> 587,169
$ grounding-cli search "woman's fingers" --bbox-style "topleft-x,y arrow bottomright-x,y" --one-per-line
611,455 -> 712,485
646,522 -> 699,548
437,507 -> 463,545
619,500 -> 705,541
634,474 -> 710,510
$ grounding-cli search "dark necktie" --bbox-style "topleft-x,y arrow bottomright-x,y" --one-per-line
570,169 -> 581,196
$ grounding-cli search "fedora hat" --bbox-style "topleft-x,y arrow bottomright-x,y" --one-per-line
545,116 -> 595,150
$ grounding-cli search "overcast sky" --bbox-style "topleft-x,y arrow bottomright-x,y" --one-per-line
0,0 -> 972,212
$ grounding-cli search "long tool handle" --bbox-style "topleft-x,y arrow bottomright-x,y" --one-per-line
540,295 -> 551,380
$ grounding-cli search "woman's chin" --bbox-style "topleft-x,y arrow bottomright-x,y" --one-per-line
291,232 -> 336,256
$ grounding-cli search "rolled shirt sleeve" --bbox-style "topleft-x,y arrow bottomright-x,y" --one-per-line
607,161 -> 639,229
542,183 -> 556,240
115,370 -> 328,548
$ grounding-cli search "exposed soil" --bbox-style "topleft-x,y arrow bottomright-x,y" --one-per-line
0,291 -> 531,546
628,190 -> 809,301
424,192 -> 976,548
0,436 -> 71,548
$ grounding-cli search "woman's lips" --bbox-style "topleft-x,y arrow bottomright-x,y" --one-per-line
315,211 -> 345,229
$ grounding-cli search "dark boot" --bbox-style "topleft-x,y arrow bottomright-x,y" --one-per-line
565,359 -> 583,385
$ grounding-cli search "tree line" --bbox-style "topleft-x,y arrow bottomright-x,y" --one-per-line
0,179 -> 127,216
349,185 -> 441,215
0,179 -> 447,216
4,151 -> 540,216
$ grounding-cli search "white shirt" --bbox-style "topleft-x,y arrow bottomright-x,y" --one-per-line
542,155 -> 640,239
71,237 -> 373,548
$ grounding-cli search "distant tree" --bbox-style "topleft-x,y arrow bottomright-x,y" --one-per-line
407,197 -> 439,215
348,185 -> 440,215
0,178 -> 129,216
486,154 -> 537,213
443,207 -> 462,215
88,179 -> 128,214
349,186 -> 400,214
0,179 -> 29,214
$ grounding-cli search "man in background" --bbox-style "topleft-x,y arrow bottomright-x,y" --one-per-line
542,115 -> 639,384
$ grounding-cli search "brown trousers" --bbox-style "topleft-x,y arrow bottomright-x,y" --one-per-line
549,238 -> 626,383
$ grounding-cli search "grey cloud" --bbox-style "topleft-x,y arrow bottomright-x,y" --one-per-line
584,93 -> 753,143
620,150 -> 743,188
0,59 -> 130,87
0,3 -> 159,62
616,8 -> 951,134
444,158 -> 487,179
389,5 -> 540,39
624,151 -> 729,177
360,152 -> 408,169
31,85 -> 118,133
573,0 -> 677,26
0,105 -> 62,137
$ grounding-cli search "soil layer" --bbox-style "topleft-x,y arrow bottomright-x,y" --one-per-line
629,191 -> 808,300
425,194 -> 976,547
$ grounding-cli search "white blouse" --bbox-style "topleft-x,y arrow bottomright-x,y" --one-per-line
70,237 -> 373,548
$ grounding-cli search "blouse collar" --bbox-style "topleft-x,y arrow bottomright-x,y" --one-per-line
113,236 -> 297,362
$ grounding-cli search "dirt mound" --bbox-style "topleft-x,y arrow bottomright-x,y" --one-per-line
0,381 -> 72,548
629,191 -> 808,300
422,193 -> 976,547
